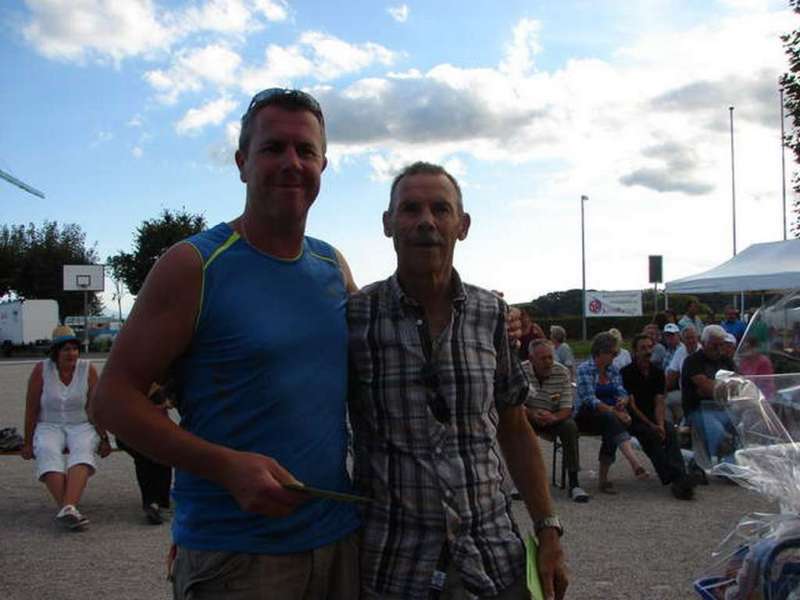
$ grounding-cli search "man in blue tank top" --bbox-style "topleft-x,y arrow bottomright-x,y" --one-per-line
93,89 -> 361,599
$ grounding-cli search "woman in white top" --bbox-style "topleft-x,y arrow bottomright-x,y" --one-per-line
21,325 -> 111,530
609,328 -> 632,370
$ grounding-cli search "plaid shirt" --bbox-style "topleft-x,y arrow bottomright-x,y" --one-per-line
347,272 -> 529,599
574,359 -> 628,414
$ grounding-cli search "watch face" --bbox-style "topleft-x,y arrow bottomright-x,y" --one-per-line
535,516 -> 563,536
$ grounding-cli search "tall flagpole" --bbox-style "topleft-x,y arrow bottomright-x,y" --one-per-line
730,106 -> 737,257
781,87 -> 788,240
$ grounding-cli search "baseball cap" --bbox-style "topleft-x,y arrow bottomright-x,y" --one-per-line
51,325 -> 77,344
663,323 -> 680,334
724,333 -> 737,345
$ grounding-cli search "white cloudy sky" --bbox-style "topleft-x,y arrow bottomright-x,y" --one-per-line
0,0 -> 796,315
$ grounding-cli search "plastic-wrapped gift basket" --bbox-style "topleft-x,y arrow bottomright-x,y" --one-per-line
693,370 -> 800,599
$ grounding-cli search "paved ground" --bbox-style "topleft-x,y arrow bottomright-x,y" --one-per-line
0,361 -> 775,600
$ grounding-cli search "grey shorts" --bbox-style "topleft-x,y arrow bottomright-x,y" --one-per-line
172,532 -> 359,600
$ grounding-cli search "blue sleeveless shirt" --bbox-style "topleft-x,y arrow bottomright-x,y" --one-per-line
172,222 -> 360,553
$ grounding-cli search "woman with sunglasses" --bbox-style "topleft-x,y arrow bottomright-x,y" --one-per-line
574,332 -> 649,494
21,325 -> 111,530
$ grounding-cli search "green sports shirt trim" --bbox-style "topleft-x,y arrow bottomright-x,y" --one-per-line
309,249 -> 339,267
187,232 -> 342,332
186,231 -> 241,332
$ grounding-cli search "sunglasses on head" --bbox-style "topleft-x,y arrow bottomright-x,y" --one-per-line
242,88 -> 323,121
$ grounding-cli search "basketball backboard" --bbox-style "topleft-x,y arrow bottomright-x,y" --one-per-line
63,264 -> 105,292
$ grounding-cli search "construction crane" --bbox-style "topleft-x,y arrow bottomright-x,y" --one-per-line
0,167 -> 45,198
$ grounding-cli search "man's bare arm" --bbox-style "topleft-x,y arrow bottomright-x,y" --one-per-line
498,404 -> 568,600
334,248 -> 358,294
92,243 -> 303,517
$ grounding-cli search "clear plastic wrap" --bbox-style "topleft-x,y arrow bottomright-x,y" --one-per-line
693,371 -> 800,599
693,290 -> 800,599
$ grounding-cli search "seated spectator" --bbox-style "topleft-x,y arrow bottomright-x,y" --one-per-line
662,323 -> 682,373
524,339 -> 588,502
621,335 -> 696,500
737,337 -> 776,398
517,310 -> 545,361
720,305 -> 747,342
722,332 -> 737,360
643,323 -> 667,369
115,382 -> 175,525
549,325 -> 576,380
20,325 -> 112,530
575,332 -> 648,494
681,325 -> 738,466
664,325 -> 701,423
608,328 -> 632,370
678,300 -> 704,334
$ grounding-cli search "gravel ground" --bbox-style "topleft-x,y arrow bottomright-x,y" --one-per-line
0,360 -> 775,600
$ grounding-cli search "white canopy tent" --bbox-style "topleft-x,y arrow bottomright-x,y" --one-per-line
665,239 -> 800,294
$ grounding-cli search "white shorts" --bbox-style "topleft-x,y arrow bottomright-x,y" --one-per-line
33,422 -> 99,480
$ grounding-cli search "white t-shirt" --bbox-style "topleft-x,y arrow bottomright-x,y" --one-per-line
666,343 -> 702,384
612,348 -> 632,370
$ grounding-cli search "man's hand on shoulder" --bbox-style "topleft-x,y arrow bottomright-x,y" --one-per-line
221,451 -> 308,518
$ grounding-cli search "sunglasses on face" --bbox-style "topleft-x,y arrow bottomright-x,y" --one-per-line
421,362 -> 450,424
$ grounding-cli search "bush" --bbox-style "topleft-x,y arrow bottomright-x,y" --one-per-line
533,315 -> 655,341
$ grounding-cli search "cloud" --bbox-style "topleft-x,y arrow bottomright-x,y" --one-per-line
619,140 -> 715,196
178,0 -> 256,34
499,18 -> 542,76
21,0 -> 288,64
131,146 -> 143,158
144,44 -> 242,104
208,120 -> 241,164
175,97 -> 238,134
240,32 -> 398,93
127,114 -> 144,127
91,131 -> 114,146
652,70 -> 781,130
253,0 -> 289,21
318,75 -> 546,148
23,0 -> 174,63
387,4 -> 409,23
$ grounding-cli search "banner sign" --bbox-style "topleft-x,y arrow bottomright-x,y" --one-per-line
585,290 -> 643,317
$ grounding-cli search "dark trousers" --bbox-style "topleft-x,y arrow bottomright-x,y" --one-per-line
575,410 -> 630,465
534,418 -> 581,473
629,420 -> 687,485
117,438 -> 172,508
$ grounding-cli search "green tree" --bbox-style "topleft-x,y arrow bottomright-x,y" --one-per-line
108,208 -> 206,296
780,0 -> 800,237
0,221 -> 101,320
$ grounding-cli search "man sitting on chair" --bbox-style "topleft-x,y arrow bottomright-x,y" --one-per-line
621,334 -> 696,501
524,339 -> 589,503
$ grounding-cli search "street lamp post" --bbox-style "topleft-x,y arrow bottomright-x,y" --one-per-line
581,195 -> 588,341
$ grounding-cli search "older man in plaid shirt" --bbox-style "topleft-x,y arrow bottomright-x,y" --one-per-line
348,162 -> 567,600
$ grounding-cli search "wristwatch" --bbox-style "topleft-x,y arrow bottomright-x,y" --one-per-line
533,515 -> 563,537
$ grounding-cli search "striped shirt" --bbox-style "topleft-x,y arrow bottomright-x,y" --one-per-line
347,272 -> 529,599
523,360 -> 574,412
